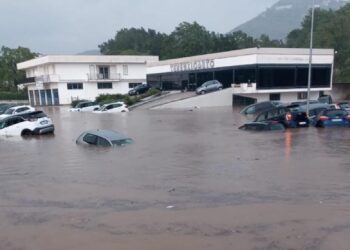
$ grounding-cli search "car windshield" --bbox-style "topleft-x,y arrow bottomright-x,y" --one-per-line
4,108 -> 15,115
324,110 -> 348,118
111,138 -> 134,146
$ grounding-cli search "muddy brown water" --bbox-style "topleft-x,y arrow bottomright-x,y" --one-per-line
0,106 -> 349,250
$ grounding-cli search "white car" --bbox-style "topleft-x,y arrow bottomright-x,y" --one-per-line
69,101 -> 100,112
93,102 -> 129,113
0,105 -> 35,119
0,111 -> 54,136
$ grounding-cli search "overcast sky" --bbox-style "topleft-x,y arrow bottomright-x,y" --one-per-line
0,0 -> 278,54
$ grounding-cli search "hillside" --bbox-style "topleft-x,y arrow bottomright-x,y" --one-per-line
232,0 -> 349,39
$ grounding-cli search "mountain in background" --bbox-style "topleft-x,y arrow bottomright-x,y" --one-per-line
76,50 -> 101,55
232,0 -> 350,40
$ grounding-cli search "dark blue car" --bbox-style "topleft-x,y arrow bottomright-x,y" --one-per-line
315,109 -> 350,127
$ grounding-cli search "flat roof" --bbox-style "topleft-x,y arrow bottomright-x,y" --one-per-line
17,55 -> 159,70
148,47 -> 334,67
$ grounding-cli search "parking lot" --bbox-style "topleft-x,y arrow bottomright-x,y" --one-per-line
0,106 -> 349,250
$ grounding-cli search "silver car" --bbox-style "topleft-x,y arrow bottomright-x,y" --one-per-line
76,129 -> 133,147
195,80 -> 223,95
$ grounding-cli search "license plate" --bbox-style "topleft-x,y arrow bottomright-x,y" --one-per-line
299,122 -> 307,125
332,119 -> 342,122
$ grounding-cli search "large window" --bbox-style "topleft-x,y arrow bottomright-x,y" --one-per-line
67,83 -> 83,90
234,68 -> 256,84
97,82 -> 113,89
259,66 -> 331,89
258,67 -> 295,89
98,66 -> 109,79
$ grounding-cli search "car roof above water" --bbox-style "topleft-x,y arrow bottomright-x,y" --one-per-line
84,129 -> 130,141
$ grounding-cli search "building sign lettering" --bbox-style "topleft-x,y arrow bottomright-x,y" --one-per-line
170,59 -> 215,72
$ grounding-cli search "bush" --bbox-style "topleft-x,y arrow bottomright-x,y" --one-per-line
95,89 -> 162,107
0,91 -> 28,100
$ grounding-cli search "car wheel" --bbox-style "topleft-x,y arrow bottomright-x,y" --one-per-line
21,129 -> 32,136
200,90 -> 206,95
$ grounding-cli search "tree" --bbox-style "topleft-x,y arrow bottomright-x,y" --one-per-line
286,4 -> 350,82
0,46 -> 37,91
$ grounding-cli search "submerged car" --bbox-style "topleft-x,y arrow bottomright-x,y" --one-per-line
76,129 -> 134,147
315,109 -> 350,127
337,102 -> 350,112
0,111 -> 54,136
128,84 -> 150,96
240,101 -> 283,115
0,105 -> 35,119
69,101 -> 100,112
239,121 -> 285,132
254,106 -> 309,128
0,104 -> 15,115
93,102 -> 129,113
195,80 -> 223,95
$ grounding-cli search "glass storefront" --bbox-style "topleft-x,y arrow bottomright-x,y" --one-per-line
147,64 -> 332,91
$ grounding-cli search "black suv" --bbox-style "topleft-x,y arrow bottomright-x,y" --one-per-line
254,106 -> 309,128
128,84 -> 150,96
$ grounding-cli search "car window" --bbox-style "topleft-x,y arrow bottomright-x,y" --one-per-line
325,110 -> 347,118
97,137 -> 111,147
111,138 -> 134,146
16,107 -> 29,113
83,133 -> 98,145
105,105 -> 113,110
245,106 -> 255,114
113,103 -> 122,108
4,108 -> 15,115
255,112 -> 268,122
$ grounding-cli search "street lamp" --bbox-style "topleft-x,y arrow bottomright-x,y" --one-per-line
306,0 -> 316,116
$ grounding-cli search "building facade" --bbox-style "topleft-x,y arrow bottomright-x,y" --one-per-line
17,55 -> 159,106
147,48 -> 334,104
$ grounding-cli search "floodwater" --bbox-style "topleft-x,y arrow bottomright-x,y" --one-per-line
0,106 -> 350,250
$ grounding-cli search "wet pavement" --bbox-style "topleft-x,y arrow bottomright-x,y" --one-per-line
0,106 -> 349,250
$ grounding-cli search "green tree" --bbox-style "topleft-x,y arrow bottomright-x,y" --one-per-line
0,46 -> 37,91
286,4 -> 350,82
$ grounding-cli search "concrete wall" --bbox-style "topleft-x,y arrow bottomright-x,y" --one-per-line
153,88 -> 233,109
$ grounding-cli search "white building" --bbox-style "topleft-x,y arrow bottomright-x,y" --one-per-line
147,48 -> 334,105
17,55 -> 159,106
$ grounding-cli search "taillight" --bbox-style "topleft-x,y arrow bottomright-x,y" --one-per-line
319,116 -> 329,121
346,115 -> 350,121
285,112 -> 293,121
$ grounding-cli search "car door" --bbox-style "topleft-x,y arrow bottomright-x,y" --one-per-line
111,103 -> 123,113
1,117 -> 26,136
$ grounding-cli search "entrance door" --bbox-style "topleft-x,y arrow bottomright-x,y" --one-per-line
53,89 -> 59,105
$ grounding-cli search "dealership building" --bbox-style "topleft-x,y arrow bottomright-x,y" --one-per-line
147,47 -> 334,105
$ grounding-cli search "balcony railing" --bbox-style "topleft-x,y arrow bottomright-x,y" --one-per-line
88,73 -> 121,81
232,83 -> 257,94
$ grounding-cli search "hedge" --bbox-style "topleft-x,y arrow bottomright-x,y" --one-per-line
0,91 -> 28,100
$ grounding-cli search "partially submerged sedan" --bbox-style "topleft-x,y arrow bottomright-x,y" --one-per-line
93,102 -> 129,113
76,129 -> 133,147
239,121 -> 285,132
69,101 -> 100,112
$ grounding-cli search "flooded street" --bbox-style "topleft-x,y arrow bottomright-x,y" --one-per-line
0,106 -> 350,250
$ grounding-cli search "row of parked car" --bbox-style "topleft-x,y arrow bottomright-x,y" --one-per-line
69,101 -> 129,113
239,97 -> 350,131
0,103 -> 133,147
0,104 -> 55,136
